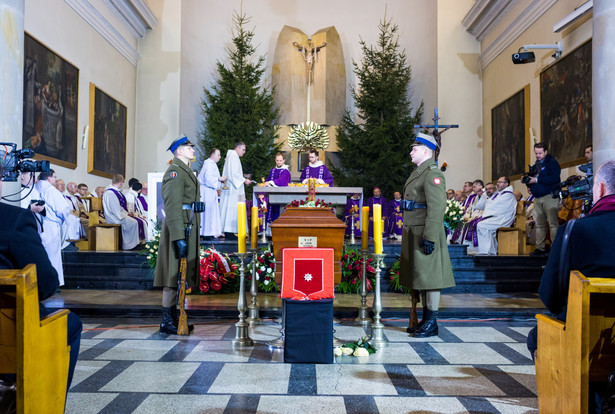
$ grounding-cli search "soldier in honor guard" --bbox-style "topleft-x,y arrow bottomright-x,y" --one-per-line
399,132 -> 455,338
154,134 -> 201,335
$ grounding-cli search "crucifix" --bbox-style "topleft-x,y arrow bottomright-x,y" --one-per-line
414,108 -> 459,161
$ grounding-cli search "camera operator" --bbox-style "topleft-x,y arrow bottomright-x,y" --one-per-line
524,143 -> 561,257
0,162 -> 82,397
580,144 -> 593,182
527,159 -> 615,410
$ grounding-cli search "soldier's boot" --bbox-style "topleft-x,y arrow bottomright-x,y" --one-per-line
171,305 -> 194,333
412,309 -> 439,338
159,306 -> 178,335
406,306 -> 428,334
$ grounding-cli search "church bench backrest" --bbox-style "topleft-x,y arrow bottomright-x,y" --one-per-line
536,271 -> 615,413
0,264 -> 70,413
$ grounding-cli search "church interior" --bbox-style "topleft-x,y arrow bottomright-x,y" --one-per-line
2,0 -> 615,413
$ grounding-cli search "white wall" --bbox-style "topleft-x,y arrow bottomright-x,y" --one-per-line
437,0 -> 483,191
24,0 -> 138,189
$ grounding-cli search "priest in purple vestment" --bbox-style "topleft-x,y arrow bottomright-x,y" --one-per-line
300,149 -> 333,186
367,187 -> 390,238
343,193 -> 362,238
264,152 -> 291,225
388,191 -> 403,240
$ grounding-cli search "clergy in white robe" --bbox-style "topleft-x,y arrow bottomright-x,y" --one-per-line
102,175 -> 147,250
35,170 -> 71,285
198,148 -> 226,238
476,177 -> 517,255
219,143 -> 251,236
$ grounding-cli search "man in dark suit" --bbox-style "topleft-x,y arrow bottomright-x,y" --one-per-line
0,164 -> 82,391
528,159 -> 615,357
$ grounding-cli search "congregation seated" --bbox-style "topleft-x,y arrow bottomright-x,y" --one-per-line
102,174 -> 148,250
475,176 -> 517,255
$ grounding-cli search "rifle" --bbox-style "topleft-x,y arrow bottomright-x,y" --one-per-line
408,289 -> 420,329
176,254 -> 189,335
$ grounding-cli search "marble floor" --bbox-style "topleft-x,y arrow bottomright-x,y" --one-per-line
67,317 -> 538,414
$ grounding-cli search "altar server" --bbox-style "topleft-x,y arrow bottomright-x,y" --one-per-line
198,148 -> 226,239
219,142 -> 252,239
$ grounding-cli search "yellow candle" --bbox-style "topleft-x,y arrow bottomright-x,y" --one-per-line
251,206 -> 258,248
237,202 -> 246,253
373,203 -> 382,254
361,206 -> 369,250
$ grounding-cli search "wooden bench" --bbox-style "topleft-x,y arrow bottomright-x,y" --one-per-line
536,271 -> 615,413
497,200 -> 535,255
0,264 -> 70,413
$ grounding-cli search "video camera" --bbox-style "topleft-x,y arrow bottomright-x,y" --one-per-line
521,164 -> 539,185
0,143 -> 50,182
551,175 -> 593,201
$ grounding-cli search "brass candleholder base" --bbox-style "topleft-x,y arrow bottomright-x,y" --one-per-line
232,253 -> 254,347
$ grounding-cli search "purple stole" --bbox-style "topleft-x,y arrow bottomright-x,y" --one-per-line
305,165 -> 325,180
266,168 -> 288,223
137,195 -> 148,212
109,188 -> 146,240
65,195 -> 77,210
464,190 -> 514,246
451,194 -> 478,243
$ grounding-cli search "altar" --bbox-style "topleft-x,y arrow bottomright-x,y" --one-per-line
253,186 -> 363,205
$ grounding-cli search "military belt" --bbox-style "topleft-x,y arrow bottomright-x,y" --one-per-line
401,200 -> 427,211
182,204 -> 192,210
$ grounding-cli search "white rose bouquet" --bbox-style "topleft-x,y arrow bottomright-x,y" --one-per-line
443,199 -> 464,231
333,337 -> 376,358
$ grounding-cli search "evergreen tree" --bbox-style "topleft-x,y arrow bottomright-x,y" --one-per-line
332,17 -> 423,198
201,11 -> 280,193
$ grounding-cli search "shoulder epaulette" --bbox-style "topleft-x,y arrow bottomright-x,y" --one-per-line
429,164 -> 437,170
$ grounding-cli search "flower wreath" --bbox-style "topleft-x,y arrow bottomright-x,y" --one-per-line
335,247 -> 376,294
198,247 -> 240,294
246,249 -> 279,292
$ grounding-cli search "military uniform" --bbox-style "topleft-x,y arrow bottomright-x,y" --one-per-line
154,157 -> 201,289
399,157 -> 455,291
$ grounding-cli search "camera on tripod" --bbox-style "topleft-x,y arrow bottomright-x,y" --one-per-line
0,142 -> 50,182
521,164 -> 539,185
551,175 -> 593,202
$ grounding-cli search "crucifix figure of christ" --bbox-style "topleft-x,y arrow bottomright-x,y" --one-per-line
292,38 -> 326,85
414,108 -> 459,162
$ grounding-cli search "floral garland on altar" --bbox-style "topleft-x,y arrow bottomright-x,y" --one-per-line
444,199 -> 465,231
335,247 -> 376,294
197,247 -> 240,294
246,249 -> 279,292
287,197 -> 333,210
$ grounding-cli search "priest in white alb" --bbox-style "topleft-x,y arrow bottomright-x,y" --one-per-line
219,142 -> 252,239
475,176 -> 517,255
198,148 -> 227,240
103,174 -> 147,250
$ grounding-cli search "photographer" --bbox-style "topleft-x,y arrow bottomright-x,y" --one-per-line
524,143 -> 561,257
0,162 -> 82,398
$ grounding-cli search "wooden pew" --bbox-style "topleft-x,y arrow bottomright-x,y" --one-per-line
536,271 -> 615,413
0,265 -> 70,413
497,200 -> 535,255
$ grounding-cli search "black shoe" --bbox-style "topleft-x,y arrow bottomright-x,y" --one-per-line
530,249 -> 546,257
224,232 -> 238,241
406,307 -> 427,334
412,309 -> 439,338
160,306 -> 178,335
202,236 -> 215,241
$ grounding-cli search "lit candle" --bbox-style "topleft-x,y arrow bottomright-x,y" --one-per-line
237,202 -> 246,253
251,206 -> 258,249
373,203 -> 382,254
361,206 -> 369,250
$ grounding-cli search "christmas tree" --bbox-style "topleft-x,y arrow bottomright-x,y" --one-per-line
201,11 -> 280,190
332,17 -> 423,198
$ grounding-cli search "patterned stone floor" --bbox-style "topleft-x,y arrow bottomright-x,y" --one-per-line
67,317 -> 538,414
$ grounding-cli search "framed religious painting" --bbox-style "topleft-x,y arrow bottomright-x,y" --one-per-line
491,85 -> 530,181
22,33 -> 79,169
88,83 -> 127,178
540,40 -> 592,168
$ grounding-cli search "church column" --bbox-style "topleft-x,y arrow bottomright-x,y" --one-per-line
593,0 -> 615,169
0,0 -> 24,201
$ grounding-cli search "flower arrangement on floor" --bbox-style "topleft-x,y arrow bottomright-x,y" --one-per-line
333,337 -> 377,357
444,199 -> 465,231
335,247 -> 376,294
197,247 -> 240,294
246,248 -> 279,292
141,220 -> 161,269
387,256 -> 410,293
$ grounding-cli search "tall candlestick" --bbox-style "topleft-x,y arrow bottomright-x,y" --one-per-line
361,206 -> 369,250
237,202 -> 246,253
251,206 -> 258,249
373,203 -> 382,254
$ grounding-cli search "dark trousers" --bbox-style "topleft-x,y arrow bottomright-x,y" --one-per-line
66,311 -> 82,391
